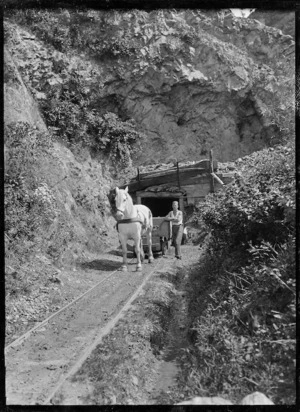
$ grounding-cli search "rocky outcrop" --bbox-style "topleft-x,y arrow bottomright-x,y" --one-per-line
251,10 -> 295,38
77,10 -> 294,164
4,47 -> 47,132
5,10 -> 294,167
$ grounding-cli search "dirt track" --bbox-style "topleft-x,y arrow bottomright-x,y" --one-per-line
5,248 -> 185,405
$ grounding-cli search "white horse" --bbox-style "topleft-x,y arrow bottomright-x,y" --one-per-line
114,186 -> 154,272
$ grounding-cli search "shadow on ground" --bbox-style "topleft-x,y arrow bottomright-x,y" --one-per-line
78,259 -> 124,271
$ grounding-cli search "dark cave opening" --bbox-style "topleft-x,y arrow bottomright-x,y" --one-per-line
141,197 -> 180,217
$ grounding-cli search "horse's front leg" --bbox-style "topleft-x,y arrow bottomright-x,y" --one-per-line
147,228 -> 154,263
119,234 -> 128,271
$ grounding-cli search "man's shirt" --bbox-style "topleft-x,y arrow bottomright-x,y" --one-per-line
166,210 -> 183,226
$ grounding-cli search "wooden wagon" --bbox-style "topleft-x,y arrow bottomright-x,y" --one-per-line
142,217 -> 171,256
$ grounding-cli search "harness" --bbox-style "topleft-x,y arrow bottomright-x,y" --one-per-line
116,211 -> 144,232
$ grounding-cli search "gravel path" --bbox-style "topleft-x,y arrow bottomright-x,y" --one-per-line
6,251 -> 164,405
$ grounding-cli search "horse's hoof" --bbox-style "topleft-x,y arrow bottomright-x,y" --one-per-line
136,266 -> 142,272
148,257 -> 154,263
119,265 -> 128,272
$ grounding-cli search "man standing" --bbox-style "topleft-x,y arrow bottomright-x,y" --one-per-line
165,201 -> 183,259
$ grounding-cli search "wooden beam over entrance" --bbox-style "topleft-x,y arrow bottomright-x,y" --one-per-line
136,191 -> 184,198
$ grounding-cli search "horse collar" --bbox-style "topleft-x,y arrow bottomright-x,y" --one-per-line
116,217 -> 143,231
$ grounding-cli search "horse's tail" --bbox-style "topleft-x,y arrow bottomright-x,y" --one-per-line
149,209 -> 153,229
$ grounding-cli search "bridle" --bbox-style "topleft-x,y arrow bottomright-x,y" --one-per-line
115,193 -> 128,216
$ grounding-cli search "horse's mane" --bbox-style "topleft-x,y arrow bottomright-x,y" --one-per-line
107,187 -> 135,216
107,188 -> 117,213
125,190 -> 133,204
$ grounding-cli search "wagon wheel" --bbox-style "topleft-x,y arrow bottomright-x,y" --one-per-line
161,239 -> 167,256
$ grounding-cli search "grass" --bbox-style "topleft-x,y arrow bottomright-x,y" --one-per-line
175,238 -> 296,405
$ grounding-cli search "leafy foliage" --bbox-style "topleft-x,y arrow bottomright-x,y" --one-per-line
202,145 -> 295,248
42,79 -> 144,168
4,121 -> 115,307
182,143 -> 296,403
93,113 -> 144,168
7,9 -> 138,59
5,122 -> 56,250
4,13 -> 144,171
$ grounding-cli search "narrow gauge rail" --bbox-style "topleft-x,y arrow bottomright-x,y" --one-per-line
44,257 -> 163,405
5,253 -> 166,405
5,258 -> 134,353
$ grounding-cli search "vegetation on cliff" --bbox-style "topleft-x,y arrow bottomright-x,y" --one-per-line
4,15 -> 144,171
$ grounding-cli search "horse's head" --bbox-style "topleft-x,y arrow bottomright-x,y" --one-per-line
115,186 -> 130,219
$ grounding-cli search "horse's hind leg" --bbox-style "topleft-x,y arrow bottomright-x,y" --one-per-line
147,229 -> 154,263
140,238 -> 145,262
134,237 -> 142,272
119,235 -> 128,271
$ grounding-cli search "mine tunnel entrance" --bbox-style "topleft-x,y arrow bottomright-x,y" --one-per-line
141,197 -> 180,217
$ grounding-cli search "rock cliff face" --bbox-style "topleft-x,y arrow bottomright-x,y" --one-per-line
250,10 -> 295,38
5,9 -> 294,167
56,9 -> 293,164
4,47 -> 47,132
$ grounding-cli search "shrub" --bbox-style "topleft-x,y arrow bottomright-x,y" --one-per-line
184,142 -> 296,403
7,9 -> 137,59
202,144 -> 295,249
5,122 -> 56,255
37,66 -> 144,169
42,90 -> 143,168
94,112 -> 144,168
